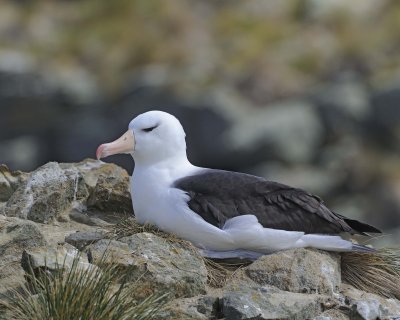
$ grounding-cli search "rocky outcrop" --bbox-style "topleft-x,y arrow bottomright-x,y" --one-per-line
4,162 -> 76,222
0,216 -> 47,297
88,234 -> 208,299
2,159 -> 132,224
1,160 -> 400,320
64,230 -> 108,250
341,284 -> 400,320
21,245 -> 93,276
0,165 -> 27,202
245,249 -> 341,295
78,160 -> 132,214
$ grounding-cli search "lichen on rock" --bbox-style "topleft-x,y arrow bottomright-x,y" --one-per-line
87,233 -> 208,300
0,164 -> 27,203
4,162 -> 75,223
3,159 -> 132,224
245,248 -> 341,295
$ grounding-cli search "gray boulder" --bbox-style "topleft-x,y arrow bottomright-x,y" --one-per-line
313,79 -> 371,137
70,159 -> 132,214
65,230 -> 108,250
341,284 -> 400,320
88,233 -> 208,299
313,309 -> 350,320
157,295 -> 218,320
245,248 -> 341,295
21,245 -> 94,276
3,160 -> 132,224
221,283 -> 329,320
0,216 -> 47,296
0,164 -> 27,202
4,162 -> 76,223
228,101 -> 323,163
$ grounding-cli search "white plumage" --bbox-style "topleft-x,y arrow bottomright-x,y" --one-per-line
97,110 -> 376,258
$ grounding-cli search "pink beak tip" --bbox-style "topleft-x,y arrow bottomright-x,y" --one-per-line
96,144 -> 105,160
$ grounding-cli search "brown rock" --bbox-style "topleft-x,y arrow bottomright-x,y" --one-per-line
71,159 -> 133,214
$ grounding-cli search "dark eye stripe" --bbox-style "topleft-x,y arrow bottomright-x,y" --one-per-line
142,125 -> 158,132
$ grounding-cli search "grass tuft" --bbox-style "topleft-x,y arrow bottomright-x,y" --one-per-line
1,251 -> 169,320
342,247 -> 400,299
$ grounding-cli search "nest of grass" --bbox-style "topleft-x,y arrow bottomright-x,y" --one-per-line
106,215 -> 249,288
342,248 -> 400,299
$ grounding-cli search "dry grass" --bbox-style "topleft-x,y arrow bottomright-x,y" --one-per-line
342,248 -> 400,299
107,215 -> 249,288
0,252 -> 169,320
106,214 -> 187,246
203,258 -> 250,288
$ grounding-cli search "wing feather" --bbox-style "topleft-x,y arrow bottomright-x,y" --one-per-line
174,169 -> 380,235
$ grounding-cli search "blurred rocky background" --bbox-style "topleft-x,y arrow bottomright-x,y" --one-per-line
0,0 -> 400,246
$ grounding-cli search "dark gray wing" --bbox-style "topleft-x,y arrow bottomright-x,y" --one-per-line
173,169 -> 381,235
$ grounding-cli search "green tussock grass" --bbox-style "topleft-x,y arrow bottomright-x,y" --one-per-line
342,248 -> 400,299
1,252 -> 169,320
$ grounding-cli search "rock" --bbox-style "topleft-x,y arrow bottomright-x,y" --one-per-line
228,101 -> 323,163
157,295 -> 218,320
65,230 -> 108,250
43,66 -> 99,104
88,233 -> 208,299
313,309 -> 350,320
68,210 -> 112,227
0,217 -> 47,296
0,164 -> 27,202
221,283 -> 329,320
3,160 -> 131,223
21,245 -> 93,276
4,162 -> 76,223
306,0 -> 382,20
2,218 -> 47,249
70,159 -> 132,214
313,78 -> 370,137
341,284 -> 400,320
245,249 -> 341,295
369,86 -> 400,148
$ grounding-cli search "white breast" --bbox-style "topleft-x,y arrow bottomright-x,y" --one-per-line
130,160 -> 236,250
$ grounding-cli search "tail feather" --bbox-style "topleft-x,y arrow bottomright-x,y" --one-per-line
298,234 -> 353,251
351,243 -> 376,253
336,214 -> 382,235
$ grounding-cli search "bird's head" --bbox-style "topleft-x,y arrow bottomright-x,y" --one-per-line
96,110 -> 187,165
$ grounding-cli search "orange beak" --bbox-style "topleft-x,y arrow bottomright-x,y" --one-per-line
96,130 -> 135,160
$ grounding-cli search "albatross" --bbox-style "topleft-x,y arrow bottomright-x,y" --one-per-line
96,110 -> 381,258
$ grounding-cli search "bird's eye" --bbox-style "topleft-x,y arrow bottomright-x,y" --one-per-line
142,125 -> 158,132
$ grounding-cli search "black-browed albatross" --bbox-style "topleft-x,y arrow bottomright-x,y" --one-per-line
96,110 -> 380,258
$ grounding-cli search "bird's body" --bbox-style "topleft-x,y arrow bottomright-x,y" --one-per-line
97,110 -> 381,256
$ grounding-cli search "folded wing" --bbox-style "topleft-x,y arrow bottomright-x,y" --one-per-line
173,169 -> 381,235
